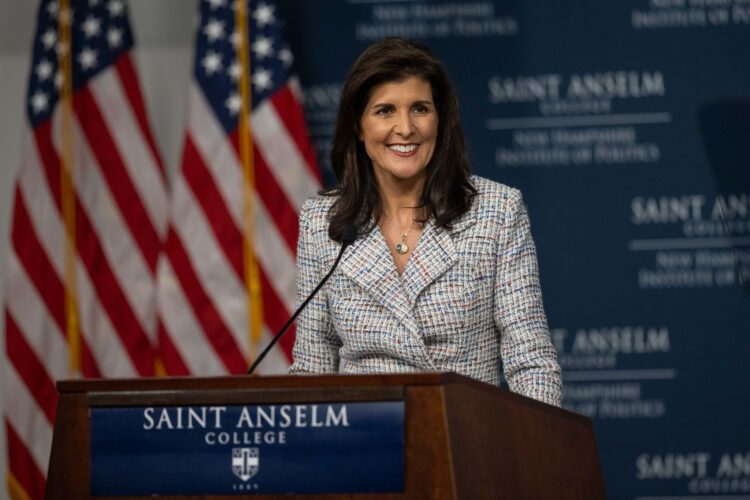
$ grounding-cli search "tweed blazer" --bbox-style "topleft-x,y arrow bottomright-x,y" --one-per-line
289,176 -> 562,406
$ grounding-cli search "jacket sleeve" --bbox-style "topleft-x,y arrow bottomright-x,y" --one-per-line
289,199 -> 341,374
494,189 -> 562,406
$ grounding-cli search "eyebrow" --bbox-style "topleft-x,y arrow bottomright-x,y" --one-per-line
370,99 -> 434,108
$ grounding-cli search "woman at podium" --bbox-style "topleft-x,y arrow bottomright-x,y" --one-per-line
290,37 -> 562,407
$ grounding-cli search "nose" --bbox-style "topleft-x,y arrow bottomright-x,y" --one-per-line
393,110 -> 414,137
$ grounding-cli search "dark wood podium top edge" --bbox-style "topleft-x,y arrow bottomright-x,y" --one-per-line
57,372 -> 457,392
56,372 -> 589,425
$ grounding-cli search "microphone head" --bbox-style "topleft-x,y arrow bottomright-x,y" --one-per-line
341,224 -> 358,245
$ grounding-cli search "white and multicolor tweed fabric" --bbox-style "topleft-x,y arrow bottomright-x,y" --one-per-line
290,176 -> 562,406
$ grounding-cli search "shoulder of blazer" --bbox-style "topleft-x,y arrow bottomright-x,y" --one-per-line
467,175 -> 525,229
470,175 -> 522,211
300,195 -> 337,237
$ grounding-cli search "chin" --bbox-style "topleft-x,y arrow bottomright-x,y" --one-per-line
392,168 -> 427,181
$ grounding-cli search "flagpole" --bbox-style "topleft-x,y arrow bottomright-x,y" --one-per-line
236,0 -> 265,370
58,0 -> 81,376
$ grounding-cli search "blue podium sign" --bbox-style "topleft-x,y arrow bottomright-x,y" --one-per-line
90,401 -> 404,496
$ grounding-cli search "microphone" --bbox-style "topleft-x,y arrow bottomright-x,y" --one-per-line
247,224 -> 358,375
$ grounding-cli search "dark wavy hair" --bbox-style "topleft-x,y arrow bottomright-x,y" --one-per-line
326,37 -> 476,241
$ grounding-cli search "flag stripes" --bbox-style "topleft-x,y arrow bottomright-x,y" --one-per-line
4,2 -> 167,497
5,316 -> 57,424
10,195 -> 68,342
157,0 -> 320,376
6,423 -> 45,500
68,117 -> 157,338
243,136 -> 301,251
164,226 -> 248,373
5,2 -> 322,497
157,260 -> 229,375
112,57 -> 167,181
6,365 -> 52,483
254,93 -> 321,210
73,86 -> 163,273
48,120 -> 156,375
268,83 -> 320,177
5,255 -> 69,383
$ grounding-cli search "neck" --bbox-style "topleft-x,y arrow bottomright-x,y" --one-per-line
376,175 -> 424,225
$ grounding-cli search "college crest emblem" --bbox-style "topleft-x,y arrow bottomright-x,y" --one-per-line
232,447 -> 259,481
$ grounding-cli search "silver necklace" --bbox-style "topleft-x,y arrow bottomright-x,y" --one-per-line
385,210 -> 419,255
393,218 -> 419,255
395,227 -> 412,255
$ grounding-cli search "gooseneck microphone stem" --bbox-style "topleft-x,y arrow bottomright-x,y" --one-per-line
247,225 -> 357,375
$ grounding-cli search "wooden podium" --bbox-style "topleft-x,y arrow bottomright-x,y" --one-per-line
46,373 -> 606,499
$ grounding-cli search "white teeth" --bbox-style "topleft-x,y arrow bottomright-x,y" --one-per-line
388,144 -> 418,153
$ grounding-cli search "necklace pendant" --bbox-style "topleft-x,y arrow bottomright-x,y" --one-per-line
395,242 -> 409,255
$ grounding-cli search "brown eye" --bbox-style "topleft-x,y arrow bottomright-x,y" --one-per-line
413,104 -> 430,114
375,106 -> 394,116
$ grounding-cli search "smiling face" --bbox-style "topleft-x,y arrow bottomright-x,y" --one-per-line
359,76 -> 438,189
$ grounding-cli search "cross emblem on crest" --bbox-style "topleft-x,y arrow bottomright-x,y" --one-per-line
232,447 -> 259,481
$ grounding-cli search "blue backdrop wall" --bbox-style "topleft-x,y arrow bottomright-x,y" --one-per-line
276,1 -> 750,498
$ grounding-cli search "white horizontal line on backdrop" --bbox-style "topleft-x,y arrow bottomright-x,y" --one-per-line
347,0 -> 423,4
636,496 -> 750,500
485,112 -> 672,130
628,237 -> 750,251
563,369 -> 677,382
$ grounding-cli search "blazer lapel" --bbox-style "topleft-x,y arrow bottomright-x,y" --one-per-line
402,211 -> 477,304
339,227 -> 419,335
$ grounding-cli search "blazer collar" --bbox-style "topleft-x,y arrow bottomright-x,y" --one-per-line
339,226 -> 419,334
402,208 -> 476,302
339,208 -> 477,316
448,208 -> 477,235
400,219 -> 455,304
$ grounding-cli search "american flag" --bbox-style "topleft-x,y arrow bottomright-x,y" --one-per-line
3,0 -> 166,497
156,0 -> 320,375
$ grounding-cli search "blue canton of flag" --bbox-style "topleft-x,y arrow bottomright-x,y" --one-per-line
27,0 -> 134,127
195,0 -> 295,133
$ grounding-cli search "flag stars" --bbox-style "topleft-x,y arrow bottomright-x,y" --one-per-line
108,0 -> 125,17
54,70 -> 64,89
203,18 -> 226,42
228,61 -> 241,81
41,29 -> 57,50
252,68 -> 272,91
47,2 -> 59,17
35,59 -> 54,81
30,91 -> 50,114
78,47 -> 98,70
251,35 -> 273,60
207,0 -> 227,9
107,27 -> 124,48
230,30 -> 242,49
278,47 -> 293,67
202,50 -> 223,75
253,3 -> 275,27
225,92 -> 241,115
82,16 -> 102,38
